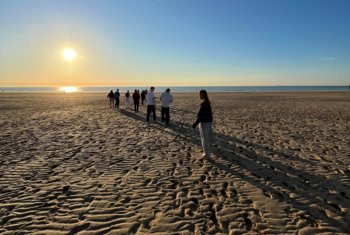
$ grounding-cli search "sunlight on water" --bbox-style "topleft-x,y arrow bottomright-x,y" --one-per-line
60,86 -> 78,93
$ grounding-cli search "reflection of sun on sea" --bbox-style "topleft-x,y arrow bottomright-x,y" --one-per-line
60,87 -> 78,93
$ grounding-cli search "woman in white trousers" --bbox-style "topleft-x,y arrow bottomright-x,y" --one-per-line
192,90 -> 213,158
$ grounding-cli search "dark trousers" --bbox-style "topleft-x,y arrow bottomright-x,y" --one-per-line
115,98 -> 120,108
147,105 -> 156,122
133,99 -> 140,112
161,107 -> 170,124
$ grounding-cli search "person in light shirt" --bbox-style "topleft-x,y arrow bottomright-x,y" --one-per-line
125,90 -> 131,110
160,88 -> 173,125
146,86 -> 156,122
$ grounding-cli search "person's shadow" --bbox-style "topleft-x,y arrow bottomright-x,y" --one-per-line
119,108 -> 350,233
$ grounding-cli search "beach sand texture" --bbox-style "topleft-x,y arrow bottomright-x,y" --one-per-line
0,92 -> 349,234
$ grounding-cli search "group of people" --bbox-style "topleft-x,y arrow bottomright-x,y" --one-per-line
107,87 -> 213,158
107,89 -> 146,111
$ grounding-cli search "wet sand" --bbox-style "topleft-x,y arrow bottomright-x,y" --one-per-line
0,91 -> 349,234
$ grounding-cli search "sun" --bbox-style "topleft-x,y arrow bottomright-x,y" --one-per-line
63,48 -> 76,61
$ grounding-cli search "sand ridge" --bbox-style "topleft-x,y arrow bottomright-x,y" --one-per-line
0,92 -> 349,234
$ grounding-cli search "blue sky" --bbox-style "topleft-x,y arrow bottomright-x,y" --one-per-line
0,0 -> 349,86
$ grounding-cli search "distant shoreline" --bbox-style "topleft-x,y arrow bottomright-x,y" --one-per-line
0,86 -> 348,93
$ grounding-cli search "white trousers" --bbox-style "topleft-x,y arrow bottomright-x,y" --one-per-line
199,122 -> 212,157
125,98 -> 130,110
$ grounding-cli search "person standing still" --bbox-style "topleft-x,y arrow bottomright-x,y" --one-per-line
141,90 -> 146,105
107,90 -> 115,108
192,90 -> 213,158
114,89 -> 120,109
125,90 -> 131,110
132,89 -> 140,113
160,88 -> 173,125
146,87 -> 156,122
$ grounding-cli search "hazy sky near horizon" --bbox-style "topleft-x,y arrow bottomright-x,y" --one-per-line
1,0 -> 349,87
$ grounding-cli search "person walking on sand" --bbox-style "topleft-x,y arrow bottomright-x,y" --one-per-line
133,89 -> 140,113
192,90 -> 213,158
146,87 -> 156,122
125,90 -> 131,110
114,89 -> 120,109
160,88 -> 173,125
107,90 -> 115,108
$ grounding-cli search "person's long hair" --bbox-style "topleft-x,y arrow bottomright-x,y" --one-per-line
200,90 -> 210,105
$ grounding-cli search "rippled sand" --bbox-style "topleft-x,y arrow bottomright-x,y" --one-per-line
0,92 -> 349,234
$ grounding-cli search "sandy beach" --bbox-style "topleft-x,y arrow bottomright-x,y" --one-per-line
0,91 -> 349,234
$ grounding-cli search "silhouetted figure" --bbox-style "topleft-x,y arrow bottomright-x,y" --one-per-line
107,90 -> 115,108
133,89 -> 141,112
160,88 -> 173,125
141,90 -> 146,105
192,90 -> 213,158
114,89 -> 120,108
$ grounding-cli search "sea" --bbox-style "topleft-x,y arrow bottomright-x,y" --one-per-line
0,86 -> 349,93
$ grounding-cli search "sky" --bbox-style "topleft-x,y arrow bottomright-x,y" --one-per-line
0,0 -> 349,87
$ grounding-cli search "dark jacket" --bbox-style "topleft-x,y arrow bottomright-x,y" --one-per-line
192,102 -> 213,128
107,91 -> 114,99
133,92 -> 140,100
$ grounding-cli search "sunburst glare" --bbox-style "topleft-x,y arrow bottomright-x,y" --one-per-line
63,48 -> 76,61
60,86 -> 78,93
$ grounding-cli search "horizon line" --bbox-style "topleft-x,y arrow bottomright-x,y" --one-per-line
0,85 -> 348,88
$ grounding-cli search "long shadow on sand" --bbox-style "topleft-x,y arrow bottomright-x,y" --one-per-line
119,109 -> 350,233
